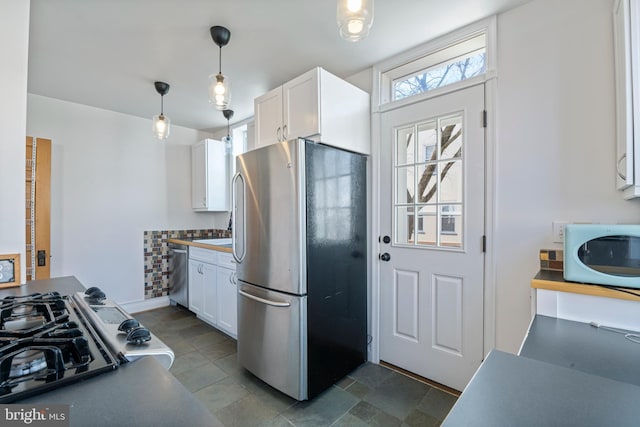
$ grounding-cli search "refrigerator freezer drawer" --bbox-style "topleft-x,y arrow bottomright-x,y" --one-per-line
237,281 -> 307,400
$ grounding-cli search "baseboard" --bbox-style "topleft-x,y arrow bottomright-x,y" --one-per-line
121,296 -> 171,314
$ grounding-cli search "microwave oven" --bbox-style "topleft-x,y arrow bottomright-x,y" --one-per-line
564,224 -> 640,288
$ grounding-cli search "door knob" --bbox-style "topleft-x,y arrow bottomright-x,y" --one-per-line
379,253 -> 391,262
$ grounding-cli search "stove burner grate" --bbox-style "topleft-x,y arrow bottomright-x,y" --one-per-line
0,292 -> 118,402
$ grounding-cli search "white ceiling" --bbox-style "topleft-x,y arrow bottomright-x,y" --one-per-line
28,0 -> 530,133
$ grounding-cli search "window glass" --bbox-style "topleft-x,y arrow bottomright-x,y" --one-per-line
393,113 -> 464,249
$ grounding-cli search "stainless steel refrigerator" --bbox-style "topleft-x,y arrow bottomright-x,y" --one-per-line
232,138 -> 367,401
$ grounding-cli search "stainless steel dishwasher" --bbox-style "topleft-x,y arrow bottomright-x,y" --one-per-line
168,242 -> 188,307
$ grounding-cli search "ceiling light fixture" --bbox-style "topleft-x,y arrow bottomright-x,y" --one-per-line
208,25 -> 231,110
222,109 -> 234,144
337,0 -> 374,42
152,81 -> 170,140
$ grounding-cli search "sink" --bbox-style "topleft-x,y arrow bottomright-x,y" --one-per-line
193,238 -> 232,246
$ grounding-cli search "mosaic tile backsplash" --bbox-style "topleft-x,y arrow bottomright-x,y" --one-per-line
143,228 -> 231,299
540,249 -> 564,272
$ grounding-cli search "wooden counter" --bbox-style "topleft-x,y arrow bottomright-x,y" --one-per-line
531,269 -> 640,301
167,237 -> 232,253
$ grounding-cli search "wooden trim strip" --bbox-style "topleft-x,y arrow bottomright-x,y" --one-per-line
531,270 -> 640,301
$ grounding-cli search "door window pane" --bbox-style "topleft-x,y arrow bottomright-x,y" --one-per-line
393,112 -> 465,249
416,205 -> 437,245
417,121 -> 437,163
440,115 -> 462,159
395,206 -> 415,245
396,166 -> 415,204
396,126 -> 415,166
416,164 -> 437,204
440,204 -> 462,248
439,160 -> 462,203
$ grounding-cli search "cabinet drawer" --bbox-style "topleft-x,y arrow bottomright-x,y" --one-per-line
217,252 -> 237,270
189,247 -> 217,264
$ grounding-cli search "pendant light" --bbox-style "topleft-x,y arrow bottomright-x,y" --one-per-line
152,81 -> 170,140
222,109 -> 234,144
208,26 -> 231,110
337,0 -> 374,42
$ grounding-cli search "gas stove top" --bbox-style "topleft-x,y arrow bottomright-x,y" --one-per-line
0,291 -> 117,402
0,288 -> 173,403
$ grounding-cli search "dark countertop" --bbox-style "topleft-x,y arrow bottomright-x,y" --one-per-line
1,276 -> 222,427
520,315 -> 640,386
442,350 -> 640,427
443,315 -> 640,426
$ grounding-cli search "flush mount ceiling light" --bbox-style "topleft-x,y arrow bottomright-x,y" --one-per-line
222,109 -> 234,144
208,25 -> 231,110
152,81 -> 170,140
337,0 -> 374,42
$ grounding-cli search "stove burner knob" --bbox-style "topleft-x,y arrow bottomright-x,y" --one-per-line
118,318 -> 140,333
126,326 -> 151,345
84,287 -> 102,296
85,288 -> 106,303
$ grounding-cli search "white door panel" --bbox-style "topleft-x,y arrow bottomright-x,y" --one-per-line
379,84 -> 485,391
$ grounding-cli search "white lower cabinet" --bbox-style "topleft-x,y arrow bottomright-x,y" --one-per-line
188,247 -> 236,338
216,266 -> 237,338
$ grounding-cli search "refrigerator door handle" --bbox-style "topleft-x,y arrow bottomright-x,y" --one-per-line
238,290 -> 291,307
232,172 -> 246,263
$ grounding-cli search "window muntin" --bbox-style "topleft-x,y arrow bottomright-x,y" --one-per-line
381,31 -> 488,105
394,113 -> 464,249
394,49 -> 486,101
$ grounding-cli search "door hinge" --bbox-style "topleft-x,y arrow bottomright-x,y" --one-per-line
482,110 -> 487,128
482,235 -> 487,252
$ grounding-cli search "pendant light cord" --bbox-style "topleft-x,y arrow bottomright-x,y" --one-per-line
219,45 -> 222,74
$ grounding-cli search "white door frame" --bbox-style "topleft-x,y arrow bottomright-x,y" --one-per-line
369,76 -> 497,365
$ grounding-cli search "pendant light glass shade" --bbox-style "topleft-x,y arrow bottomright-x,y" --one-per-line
209,72 -> 231,110
153,114 -> 170,140
337,0 -> 374,42
209,26 -> 232,110
152,81 -> 170,140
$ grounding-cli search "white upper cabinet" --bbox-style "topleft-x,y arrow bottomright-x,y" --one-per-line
191,139 -> 230,211
253,67 -> 370,155
613,0 -> 640,198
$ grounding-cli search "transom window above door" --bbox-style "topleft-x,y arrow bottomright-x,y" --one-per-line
394,113 -> 464,249
375,18 -> 495,109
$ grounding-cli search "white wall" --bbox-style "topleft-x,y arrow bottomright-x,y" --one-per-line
0,1 -> 29,281
27,95 -> 229,304
495,0 -> 640,352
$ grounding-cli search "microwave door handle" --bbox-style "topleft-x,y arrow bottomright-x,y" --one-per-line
239,290 -> 291,307
232,172 -> 246,263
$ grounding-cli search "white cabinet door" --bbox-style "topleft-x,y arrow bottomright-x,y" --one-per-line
254,87 -> 283,148
188,259 -> 204,315
216,266 -> 237,338
253,67 -> 370,154
283,68 -> 319,141
192,139 -> 230,211
201,262 -> 217,325
191,141 -> 207,209
613,0 -> 640,198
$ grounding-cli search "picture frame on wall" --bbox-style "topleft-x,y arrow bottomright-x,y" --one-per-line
0,254 -> 20,288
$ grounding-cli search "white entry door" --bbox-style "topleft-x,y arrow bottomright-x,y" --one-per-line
379,84 -> 485,391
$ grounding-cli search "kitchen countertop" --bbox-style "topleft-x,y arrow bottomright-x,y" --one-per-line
1,276 -> 222,427
443,315 -> 640,426
531,269 -> 640,301
167,237 -> 232,253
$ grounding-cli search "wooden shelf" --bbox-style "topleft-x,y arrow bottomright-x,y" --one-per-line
531,270 -> 640,301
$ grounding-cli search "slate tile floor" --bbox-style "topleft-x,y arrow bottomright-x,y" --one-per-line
136,305 -> 457,427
